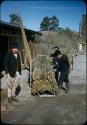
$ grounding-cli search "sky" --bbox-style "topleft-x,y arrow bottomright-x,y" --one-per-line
0,0 -> 86,32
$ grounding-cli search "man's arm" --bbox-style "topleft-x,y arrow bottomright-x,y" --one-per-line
4,53 -> 9,74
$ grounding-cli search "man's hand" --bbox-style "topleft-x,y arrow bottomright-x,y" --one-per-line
1,71 -> 6,76
49,57 -> 53,63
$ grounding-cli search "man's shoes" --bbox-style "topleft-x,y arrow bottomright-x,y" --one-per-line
11,96 -> 19,102
65,89 -> 69,93
8,97 -> 12,104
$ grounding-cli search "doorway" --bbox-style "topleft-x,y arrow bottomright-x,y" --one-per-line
0,36 -> 8,72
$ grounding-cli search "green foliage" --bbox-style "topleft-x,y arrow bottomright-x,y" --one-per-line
49,16 -> 59,31
40,16 -> 50,31
40,16 -> 59,31
9,13 -> 20,25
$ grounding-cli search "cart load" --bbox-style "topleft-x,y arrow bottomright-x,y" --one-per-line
31,55 -> 59,95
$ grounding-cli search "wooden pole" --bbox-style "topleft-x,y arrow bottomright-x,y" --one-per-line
18,14 -> 33,94
30,61 -> 32,93
19,16 -> 32,68
71,55 -> 74,70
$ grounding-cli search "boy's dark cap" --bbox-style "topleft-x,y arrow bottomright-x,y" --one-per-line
55,50 -> 61,56
53,46 -> 59,49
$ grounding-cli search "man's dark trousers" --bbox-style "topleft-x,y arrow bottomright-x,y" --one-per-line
55,70 -> 59,85
59,70 -> 70,91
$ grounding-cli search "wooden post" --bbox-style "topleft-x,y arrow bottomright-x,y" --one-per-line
18,14 -> 33,94
71,55 -> 74,70
30,61 -> 32,94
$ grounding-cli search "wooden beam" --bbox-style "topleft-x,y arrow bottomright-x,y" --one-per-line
0,33 -> 21,38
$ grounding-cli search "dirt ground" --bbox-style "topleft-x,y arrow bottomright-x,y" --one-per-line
1,53 -> 86,125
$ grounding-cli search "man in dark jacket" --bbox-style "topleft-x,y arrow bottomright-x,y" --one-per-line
4,43 -> 21,103
57,53 -> 70,93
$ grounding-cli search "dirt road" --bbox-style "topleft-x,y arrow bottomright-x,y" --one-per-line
70,53 -> 86,84
1,54 -> 86,125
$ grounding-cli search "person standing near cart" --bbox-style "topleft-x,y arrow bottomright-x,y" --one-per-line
50,46 -> 61,86
57,53 -> 70,93
4,43 -> 21,103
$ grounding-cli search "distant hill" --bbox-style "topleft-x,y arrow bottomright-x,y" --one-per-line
36,30 -> 81,62
41,30 -> 80,51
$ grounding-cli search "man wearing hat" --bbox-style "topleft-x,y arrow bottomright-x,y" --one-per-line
4,43 -> 21,103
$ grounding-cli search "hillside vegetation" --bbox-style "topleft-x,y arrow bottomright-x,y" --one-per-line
35,28 -> 82,63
